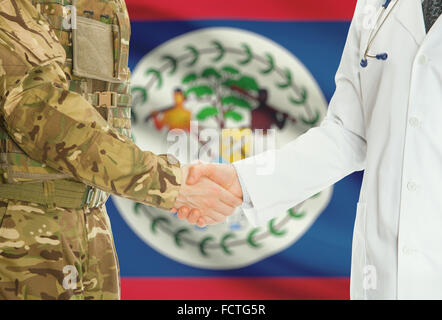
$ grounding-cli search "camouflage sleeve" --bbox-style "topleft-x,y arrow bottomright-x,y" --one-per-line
0,0 -> 181,210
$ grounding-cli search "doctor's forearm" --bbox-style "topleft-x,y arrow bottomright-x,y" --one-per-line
233,119 -> 367,225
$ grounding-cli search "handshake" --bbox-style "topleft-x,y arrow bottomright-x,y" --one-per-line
172,162 -> 243,227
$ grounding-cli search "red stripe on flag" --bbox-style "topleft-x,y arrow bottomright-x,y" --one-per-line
121,277 -> 350,300
126,0 -> 357,21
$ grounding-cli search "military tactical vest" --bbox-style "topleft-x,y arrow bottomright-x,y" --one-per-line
0,0 -> 132,208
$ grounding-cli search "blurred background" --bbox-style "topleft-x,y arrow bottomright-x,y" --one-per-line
107,0 -> 362,300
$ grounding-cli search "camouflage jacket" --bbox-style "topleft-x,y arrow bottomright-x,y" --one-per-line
0,0 -> 181,210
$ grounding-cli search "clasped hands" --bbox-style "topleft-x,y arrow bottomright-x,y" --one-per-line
173,162 -> 243,227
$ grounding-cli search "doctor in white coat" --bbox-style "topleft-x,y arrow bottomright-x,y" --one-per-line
179,0 -> 442,300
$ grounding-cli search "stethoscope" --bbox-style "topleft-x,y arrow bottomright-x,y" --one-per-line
360,0 -> 400,68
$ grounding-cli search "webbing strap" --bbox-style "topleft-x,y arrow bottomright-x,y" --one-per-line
42,14 -> 119,32
34,0 -> 73,6
0,180 -> 90,209
87,92 -> 132,107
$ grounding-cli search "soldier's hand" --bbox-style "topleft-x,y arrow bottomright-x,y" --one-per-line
173,164 -> 243,227
173,163 -> 243,227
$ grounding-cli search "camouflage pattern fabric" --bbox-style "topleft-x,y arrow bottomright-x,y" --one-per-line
0,0 -> 182,299
0,198 -> 119,300
0,0 -> 181,209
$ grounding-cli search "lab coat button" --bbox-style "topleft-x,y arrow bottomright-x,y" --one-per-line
409,117 -> 420,128
407,182 -> 417,191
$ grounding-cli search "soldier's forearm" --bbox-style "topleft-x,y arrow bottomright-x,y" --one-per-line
1,62 -> 181,210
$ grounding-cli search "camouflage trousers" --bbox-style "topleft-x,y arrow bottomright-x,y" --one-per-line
0,198 -> 120,300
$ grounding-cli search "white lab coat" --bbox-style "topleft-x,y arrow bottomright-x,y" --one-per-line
233,0 -> 442,299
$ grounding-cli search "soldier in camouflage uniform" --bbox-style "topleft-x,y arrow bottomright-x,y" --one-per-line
0,0 -> 183,299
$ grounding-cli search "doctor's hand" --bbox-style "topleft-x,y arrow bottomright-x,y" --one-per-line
173,164 -> 243,227
173,163 -> 243,226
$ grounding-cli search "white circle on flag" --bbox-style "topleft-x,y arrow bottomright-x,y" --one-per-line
113,27 -> 332,269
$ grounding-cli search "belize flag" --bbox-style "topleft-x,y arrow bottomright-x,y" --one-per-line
106,0 -> 363,300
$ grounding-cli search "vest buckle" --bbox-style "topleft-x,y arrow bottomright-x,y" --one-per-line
97,91 -> 117,108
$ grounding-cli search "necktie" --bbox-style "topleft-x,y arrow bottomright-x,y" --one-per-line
422,0 -> 442,33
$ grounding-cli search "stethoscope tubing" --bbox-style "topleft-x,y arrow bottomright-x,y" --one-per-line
361,0 -> 400,67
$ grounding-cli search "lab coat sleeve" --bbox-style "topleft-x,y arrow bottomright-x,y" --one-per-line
233,0 -> 368,226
